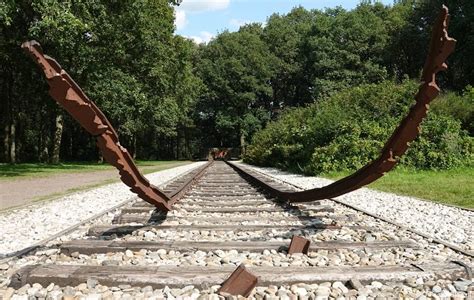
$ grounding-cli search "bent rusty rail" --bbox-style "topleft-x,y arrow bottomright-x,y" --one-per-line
21,41 -> 173,210
23,6 -> 454,207
238,6 -> 456,203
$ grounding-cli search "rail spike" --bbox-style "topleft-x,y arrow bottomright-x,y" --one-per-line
21,41 -> 172,211
230,6 -> 456,203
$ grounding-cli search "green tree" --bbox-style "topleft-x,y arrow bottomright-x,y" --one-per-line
263,7 -> 314,108
393,0 -> 474,90
195,24 -> 277,151
303,5 -> 389,99
0,0 -> 195,163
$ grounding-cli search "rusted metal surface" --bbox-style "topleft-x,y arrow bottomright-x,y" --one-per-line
232,6 -> 456,203
288,235 -> 311,255
21,41 -> 172,211
168,161 -> 213,205
21,6 -> 453,210
281,6 -> 456,202
218,264 -> 258,297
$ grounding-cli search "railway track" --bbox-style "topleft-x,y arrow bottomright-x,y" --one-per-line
1,161 -> 472,299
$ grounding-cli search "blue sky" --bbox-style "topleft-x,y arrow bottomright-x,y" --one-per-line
174,0 -> 394,43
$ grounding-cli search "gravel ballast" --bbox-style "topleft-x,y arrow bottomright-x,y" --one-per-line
1,161 -> 473,299
0,162 -> 206,257
239,162 -> 474,253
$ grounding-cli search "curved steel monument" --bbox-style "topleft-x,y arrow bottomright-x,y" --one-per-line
22,6 -> 455,209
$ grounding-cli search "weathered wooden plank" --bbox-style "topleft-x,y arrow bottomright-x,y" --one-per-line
138,201 -> 322,208
112,214 -> 166,224
192,187 -> 258,191
181,200 -> 282,207
183,195 -> 271,201
186,192 -> 264,197
195,183 -> 253,187
10,263 -> 467,289
126,201 -> 281,213
194,180 -> 248,183
120,206 -> 334,214
131,200 -> 283,208
61,240 -> 420,255
88,224 -> 376,237
112,214 -> 350,225
178,206 -> 334,213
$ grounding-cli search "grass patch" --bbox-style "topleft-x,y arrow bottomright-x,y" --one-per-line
0,160 -> 190,180
322,166 -> 474,209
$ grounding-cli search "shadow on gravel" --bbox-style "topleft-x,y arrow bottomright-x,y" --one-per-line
99,210 -> 168,238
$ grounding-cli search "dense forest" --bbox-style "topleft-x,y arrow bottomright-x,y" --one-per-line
1,0 -> 472,171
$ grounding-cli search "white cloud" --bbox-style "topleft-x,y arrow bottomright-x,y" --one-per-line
187,31 -> 215,44
178,0 -> 230,13
229,18 -> 251,28
174,0 -> 229,31
174,10 -> 187,30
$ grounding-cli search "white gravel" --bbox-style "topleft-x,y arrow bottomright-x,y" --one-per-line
239,162 -> 474,253
0,162 -> 205,257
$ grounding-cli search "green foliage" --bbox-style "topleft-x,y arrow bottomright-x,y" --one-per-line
393,0 -> 474,90
262,7 -> 314,107
400,115 -> 473,169
194,24 -> 277,148
244,81 -> 473,174
243,106 -> 312,170
304,5 -> 390,99
431,86 -> 474,136
309,121 -> 387,173
0,0 -> 16,26
0,0 -> 200,162
2,0 -> 473,165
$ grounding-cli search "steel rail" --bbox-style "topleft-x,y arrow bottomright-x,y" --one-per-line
227,161 -> 474,258
245,6 -> 456,203
168,160 -> 214,205
0,162 -> 207,264
22,6 -> 454,207
21,41 -> 174,210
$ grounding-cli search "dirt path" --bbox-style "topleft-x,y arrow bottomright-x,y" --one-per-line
0,165 -> 175,211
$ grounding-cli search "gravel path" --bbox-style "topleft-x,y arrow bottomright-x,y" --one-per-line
0,162 -> 206,257
239,162 -> 474,253
0,163 -> 188,211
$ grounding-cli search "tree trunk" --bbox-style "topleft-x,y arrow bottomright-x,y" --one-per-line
68,135 -> 73,160
240,131 -> 246,156
9,122 -> 16,163
4,124 -> 10,163
176,128 -> 181,160
51,114 -> 63,164
185,127 -> 190,159
39,140 -> 49,163
132,135 -> 137,160
98,150 -> 104,164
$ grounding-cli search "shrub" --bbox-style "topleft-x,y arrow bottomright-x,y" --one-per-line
244,80 -> 473,174
431,86 -> 474,136
308,120 -> 388,173
244,107 -> 310,171
401,114 -> 473,169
